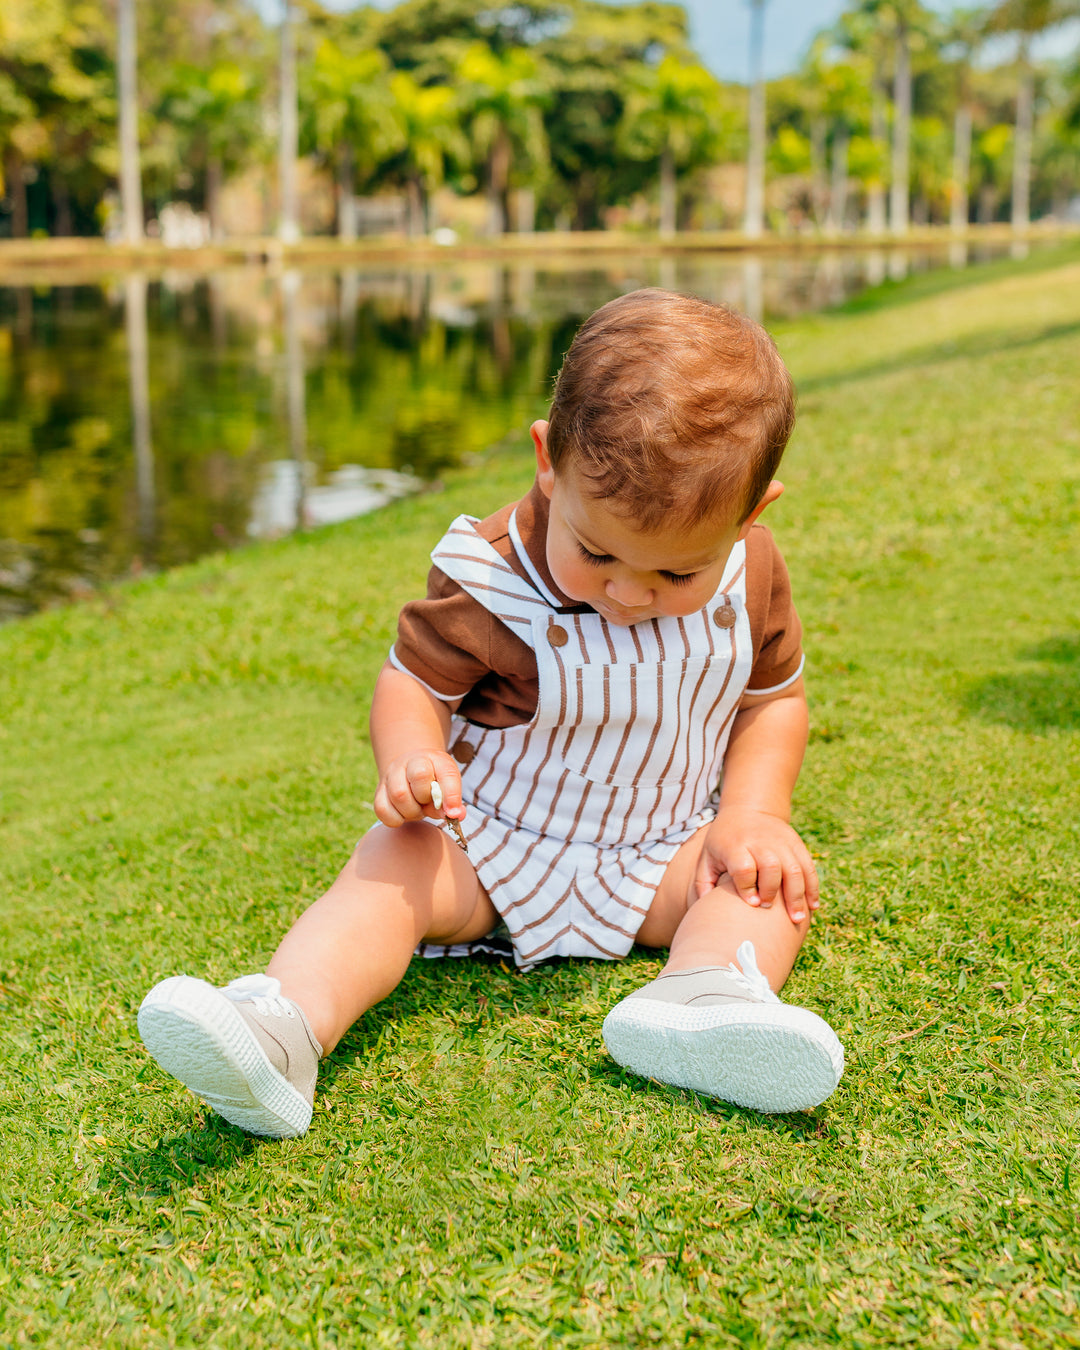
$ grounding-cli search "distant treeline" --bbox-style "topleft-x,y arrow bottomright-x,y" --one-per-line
1,0 -> 1079,239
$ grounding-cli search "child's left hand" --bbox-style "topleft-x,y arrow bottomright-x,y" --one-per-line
696,806 -> 819,924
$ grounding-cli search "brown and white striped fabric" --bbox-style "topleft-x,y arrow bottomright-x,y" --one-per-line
418,510 -> 755,971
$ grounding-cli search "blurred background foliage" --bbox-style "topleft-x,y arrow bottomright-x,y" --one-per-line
1,0 -> 1079,241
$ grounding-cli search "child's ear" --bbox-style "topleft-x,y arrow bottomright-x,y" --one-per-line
531,420 -> 555,497
736,480 -> 784,540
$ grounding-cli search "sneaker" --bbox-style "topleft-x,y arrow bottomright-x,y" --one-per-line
602,941 -> 844,1114
138,973 -> 323,1138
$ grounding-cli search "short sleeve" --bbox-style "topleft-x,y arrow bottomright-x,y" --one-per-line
743,525 -> 804,694
392,565 -> 496,699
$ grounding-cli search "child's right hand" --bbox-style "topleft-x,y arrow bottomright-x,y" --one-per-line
374,751 -> 465,828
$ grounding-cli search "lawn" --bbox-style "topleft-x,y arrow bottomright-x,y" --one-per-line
1,245 -> 1079,1348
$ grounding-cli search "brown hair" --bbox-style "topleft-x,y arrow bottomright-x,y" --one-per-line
546,289 -> 796,531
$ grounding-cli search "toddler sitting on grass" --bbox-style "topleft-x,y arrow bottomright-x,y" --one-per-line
138,288 -> 844,1137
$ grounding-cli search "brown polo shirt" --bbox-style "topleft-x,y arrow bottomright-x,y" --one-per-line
392,478 -> 804,729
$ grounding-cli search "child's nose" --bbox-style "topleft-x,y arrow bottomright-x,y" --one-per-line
605,573 -> 653,608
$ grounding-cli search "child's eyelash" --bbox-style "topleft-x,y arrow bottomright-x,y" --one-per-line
576,543 -> 614,566
575,542 -> 697,587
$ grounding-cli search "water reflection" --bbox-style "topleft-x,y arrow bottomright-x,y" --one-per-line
0,246 -> 1025,620
125,273 -> 155,554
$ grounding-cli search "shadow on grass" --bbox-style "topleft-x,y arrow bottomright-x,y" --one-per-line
799,318 -> 1080,398
589,1055 -> 838,1137
825,237 -> 1080,319
961,633 -> 1080,732
100,1115 -> 259,1195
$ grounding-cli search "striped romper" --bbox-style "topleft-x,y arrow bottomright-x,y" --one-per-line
409,509 -> 775,971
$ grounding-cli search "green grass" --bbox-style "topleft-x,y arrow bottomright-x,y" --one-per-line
2,253 -> 1080,1348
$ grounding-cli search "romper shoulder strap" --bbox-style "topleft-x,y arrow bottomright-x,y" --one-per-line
718,539 -> 747,597
431,514 -> 552,647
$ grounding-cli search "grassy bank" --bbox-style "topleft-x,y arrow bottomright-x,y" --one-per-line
1,223 -> 1077,286
2,251 -> 1079,1347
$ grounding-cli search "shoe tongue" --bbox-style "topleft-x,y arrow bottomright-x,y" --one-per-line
223,974 -> 281,1003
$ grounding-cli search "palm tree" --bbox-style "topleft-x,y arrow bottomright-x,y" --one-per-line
984,0 -> 1080,228
158,61 -> 263,240
620,54 -> 725,236
943,8 -> 986,232
834,6 -> 891,233
117,0 -> 143,242
301,42 -> 403,240
388,72 -> 465,237
457,43 -> 549,236
279,1 -> 299,243
744,0 -> 768,238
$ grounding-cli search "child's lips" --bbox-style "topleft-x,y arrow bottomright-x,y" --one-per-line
598,601 -> 651,625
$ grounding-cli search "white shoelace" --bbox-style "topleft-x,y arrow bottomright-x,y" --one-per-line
722,942 -> 782,1005
223,973 -> 297,1018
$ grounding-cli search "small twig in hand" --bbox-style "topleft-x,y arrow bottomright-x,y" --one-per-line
430,779 -> 468,854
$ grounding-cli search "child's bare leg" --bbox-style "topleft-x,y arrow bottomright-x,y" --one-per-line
268,822 -> 498,1053
636,831 -> 809,991
138,822 -> 497,1137
602,824 -> 843,1113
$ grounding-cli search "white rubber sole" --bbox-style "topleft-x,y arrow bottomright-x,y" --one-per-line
602,996 -> 844,1113
137,976 -> 312,1139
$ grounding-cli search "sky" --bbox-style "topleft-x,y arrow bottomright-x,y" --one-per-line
304,0 -> 1080,83
682,0 -> 1080,82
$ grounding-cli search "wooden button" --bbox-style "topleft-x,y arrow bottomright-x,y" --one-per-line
546,624 -> 569,647
452,740 -> 475,765
712,604 -> 736,629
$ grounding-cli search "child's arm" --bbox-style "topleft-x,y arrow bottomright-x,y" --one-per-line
695,677 -> 819,924
369,662 -> 466,827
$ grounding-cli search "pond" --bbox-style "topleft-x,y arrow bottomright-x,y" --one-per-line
0,242 -> 1020,621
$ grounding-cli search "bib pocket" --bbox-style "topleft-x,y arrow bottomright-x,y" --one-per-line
558,655 -> 728,789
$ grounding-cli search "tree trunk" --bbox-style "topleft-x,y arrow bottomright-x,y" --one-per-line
1011,43 -> 1033,230
743,0 -> 767,238
487,125 -> 511,236
826,128 -> 849,235
890,27 -> 911,236
867,80 -> 887,235
810,116 -> 828,228
950,104 -> 972,233
5,151 -> 29,238
406,176 -> 425,238
338,143 -> 357,241
117,0 -> 143,243
206,153 -> 223,240
516,185 -> 536,233
278,3 -> 300,243
52,171 -> 73,236
659,142 -> 676,237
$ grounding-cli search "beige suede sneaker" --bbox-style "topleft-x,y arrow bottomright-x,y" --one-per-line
138,973 -> 323,1138
602,941 -> 844,1114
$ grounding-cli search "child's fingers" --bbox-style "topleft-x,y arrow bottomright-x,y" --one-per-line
373,778 -> 410,827
376,757 -> 434,825
428,762 -> 465,820
796,840 -> 820,910
751,851 -> 783,907
402,756 -> 442,814
780,857 -> 809,923
727,852 -> 766,907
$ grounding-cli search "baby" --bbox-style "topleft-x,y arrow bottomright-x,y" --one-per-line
138,289 -> 844,1137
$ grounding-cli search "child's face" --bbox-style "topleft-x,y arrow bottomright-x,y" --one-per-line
533,421 -> 780,627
